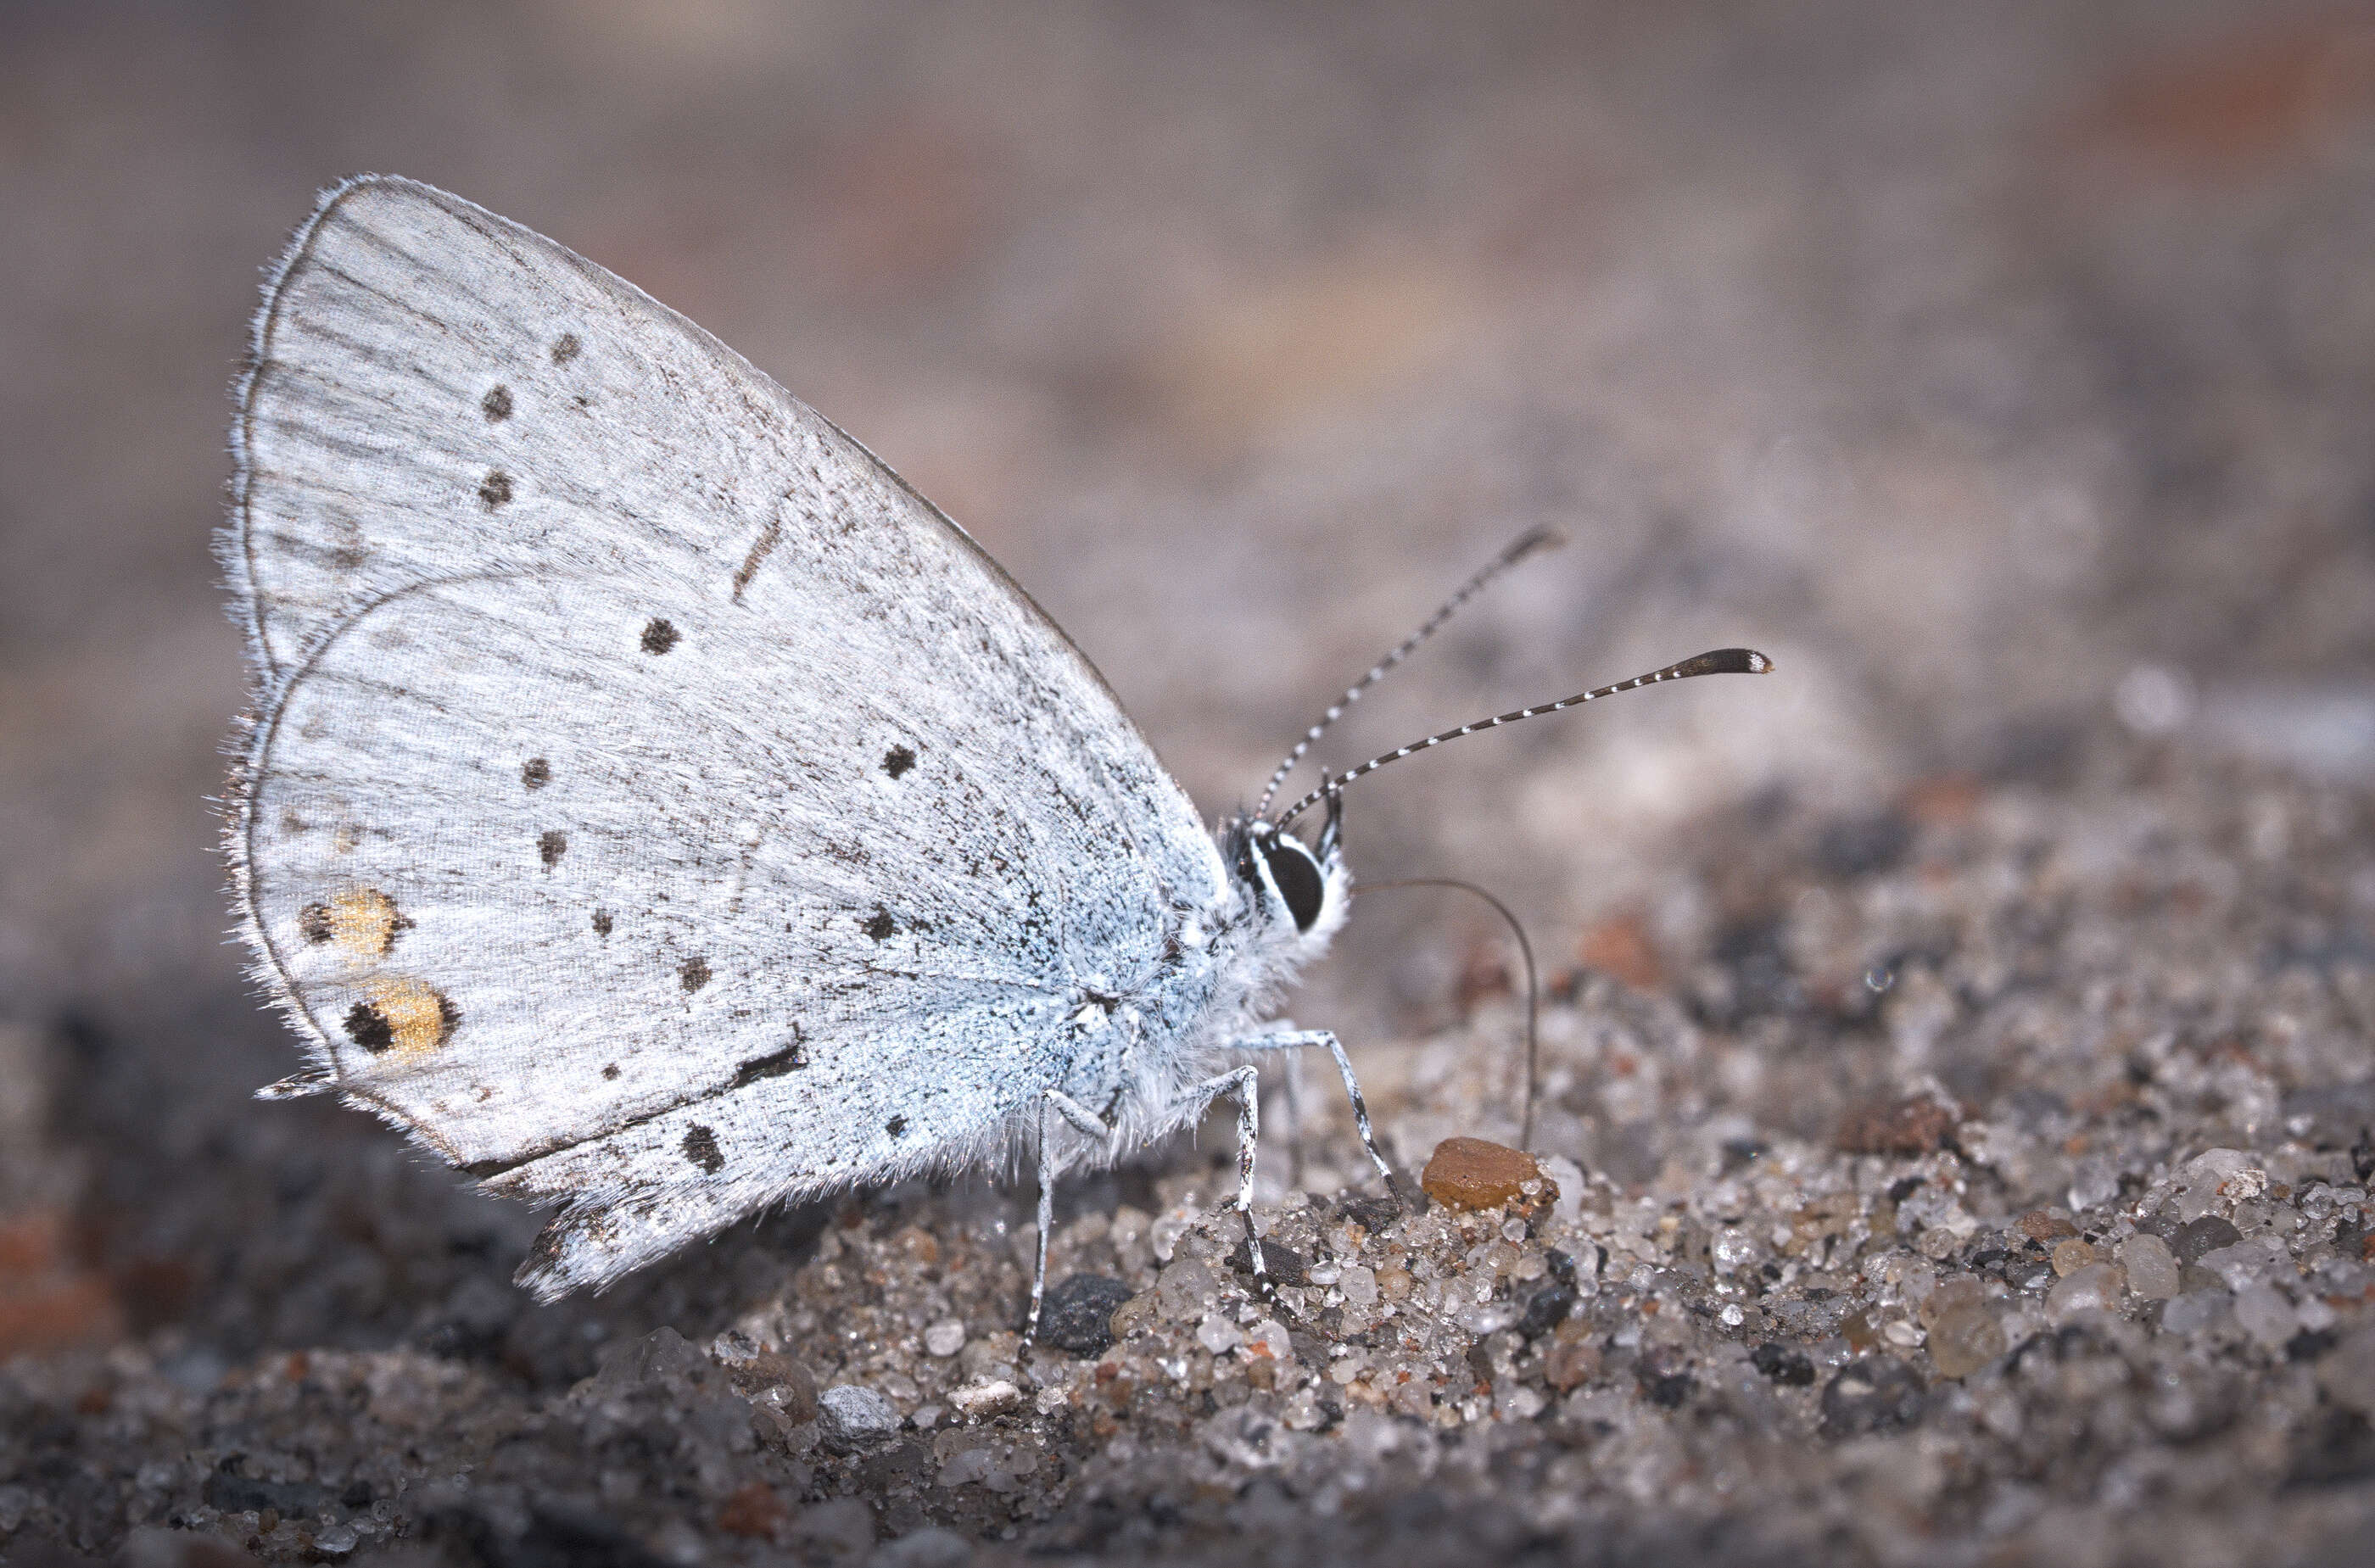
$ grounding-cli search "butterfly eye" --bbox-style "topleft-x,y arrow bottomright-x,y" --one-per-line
1258,834 -> 1326,935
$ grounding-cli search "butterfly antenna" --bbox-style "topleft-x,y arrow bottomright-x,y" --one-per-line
1355,878 -> 1542,1148
1253,527 -> 1568,819
1273,647 -> 1775,829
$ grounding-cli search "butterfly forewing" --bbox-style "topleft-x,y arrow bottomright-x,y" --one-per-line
227,176 -> 1224,1295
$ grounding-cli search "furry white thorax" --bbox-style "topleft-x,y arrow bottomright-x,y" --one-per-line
1063,812 -> 1351,1164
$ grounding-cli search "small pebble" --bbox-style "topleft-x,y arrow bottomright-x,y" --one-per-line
1820,1357 -> 1925,1437
1155,1258 -> 1220,1320
1196,1312 -> 1243,1353
2173,1215 -> 2241,1264
2047,1261 -> 2123,1320
1338,1264 -> 1379,1306
816,1385 -> 901,1453
1039,1275 -> 1135,1356
2161,1290 -> 2231,1336
1421,1137 -> 1550,1210
2118,1233 -> 2180,1300
1519,1280 -> 1578,1338
1545,1322 -> 1601,1391
949,1379 -> 1022,1420
1928,1303 -> 2007,1377
924,1320 -> 965,1358
1752,1342 -> 1817,1387
2020,1210 -> 2079,1243
2051,1237 -> 2098,1277
2233,1283 -> 2299,1349
1920,1275 -> 1984,1328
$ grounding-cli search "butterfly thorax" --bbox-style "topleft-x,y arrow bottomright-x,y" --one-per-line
1060,808 -> 1348,1155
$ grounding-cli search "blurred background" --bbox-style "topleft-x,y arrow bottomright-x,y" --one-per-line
4,0 -> 2374,1359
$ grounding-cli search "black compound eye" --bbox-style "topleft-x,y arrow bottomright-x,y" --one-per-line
1260,836 -> 1326,934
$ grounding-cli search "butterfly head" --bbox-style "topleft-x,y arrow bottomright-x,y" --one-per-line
1227,787 -> 1349,950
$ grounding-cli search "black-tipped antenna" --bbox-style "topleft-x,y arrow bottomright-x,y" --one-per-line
1254,527 -> 1568,818
1273,647 -> 1774,829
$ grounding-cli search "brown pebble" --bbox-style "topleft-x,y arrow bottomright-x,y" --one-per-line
1422,1137 -> 1554,1211
1918,1275 -> 1984,1329
717,1481 -> 789,1540
1928,1302 -> 2007,1378
1837,1094 -> 1959,1155
2050,1237 -> 2098,1276
1545,1319 -> 1601,1390
724,1349 -> 818,1420
2019,1210 -> 2079,1242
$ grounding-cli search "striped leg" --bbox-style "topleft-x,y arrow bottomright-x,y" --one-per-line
1232,1030 -> 1405,1207
1173,1064 -> 1268,1292
1028,1090 -> 1119,1342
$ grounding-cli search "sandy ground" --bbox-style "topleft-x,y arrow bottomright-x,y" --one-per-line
5,3 -> 2375,1563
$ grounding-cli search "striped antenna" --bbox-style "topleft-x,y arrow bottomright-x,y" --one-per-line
1253,527 -> 1568,818
1272,647 -> 1774,829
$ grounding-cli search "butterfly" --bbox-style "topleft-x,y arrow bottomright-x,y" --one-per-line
223,176 -> 1769,1333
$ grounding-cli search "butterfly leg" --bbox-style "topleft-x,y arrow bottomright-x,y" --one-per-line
1028,1090 -> 1120,1342
1172,1064 -> 1269,1293
1230,1030 -> 1408,1209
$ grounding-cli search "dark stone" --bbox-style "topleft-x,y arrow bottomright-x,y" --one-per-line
2173,1215 -> 2241,1264
1642,1370 -> 1695,1408
1751,1341 -> 1817,1386
1227,1236 -> 1307,1286
2286,1329 -> 2339,1363
1337,1193 -> 1404,1233
1820,1356 -> 1925,1437
1040,1274 -> 1136,1356
1517,1281 -> 1576,1339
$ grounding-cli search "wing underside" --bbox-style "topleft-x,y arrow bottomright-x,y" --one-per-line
226,176 -> 1222,1293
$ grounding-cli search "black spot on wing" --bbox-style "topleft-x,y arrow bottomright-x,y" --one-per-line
591,909 -> 612,937
539,829 -> 567,868
682,1124 -> 724,1174
881,745 -> 916,778
299,903 -> 333,944
886,1116 -> 908,1138
640,617 -> 679,654
679,956 -> 712,992
601,1063 -> 619,1080
482,385 -> 513,421
522,757 -> 550,790
478,470 -> 512,509
551,332 -> 581,365
730,1031 -> 808,1085
344,1002 -> 394,1053
863,908 -> 895,941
